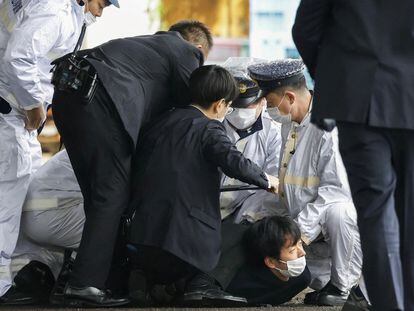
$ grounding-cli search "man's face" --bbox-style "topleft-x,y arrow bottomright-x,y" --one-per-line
246,97 -> 266,119
265,91 -> 293,115
275,238 -> 306,271
86,0 -> 109,17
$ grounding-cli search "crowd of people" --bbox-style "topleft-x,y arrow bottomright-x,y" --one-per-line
1,0 -> 413,310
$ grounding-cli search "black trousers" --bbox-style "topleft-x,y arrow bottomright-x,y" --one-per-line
129,245 -> 198,286
53,83 -> 132,288
337,122 -> 414,311
208,221 -> 250,289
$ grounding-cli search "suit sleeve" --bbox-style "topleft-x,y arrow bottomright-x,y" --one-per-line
292,0 -> 332,78
202,121 -> 269,190
170,48 -> 203,107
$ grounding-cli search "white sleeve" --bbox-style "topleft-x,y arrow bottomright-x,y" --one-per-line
296,128 -> 353,244
237,123 -> 283,222
3,12 -> 62,110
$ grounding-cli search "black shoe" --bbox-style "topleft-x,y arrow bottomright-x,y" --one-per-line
304,281 -> 348,306
182,273 -> 247,307
49,249 -> 75,305
342,286 -> 372,311
0,285 -> 37,305
1,260 -> 55,305
62,285 -> 130,307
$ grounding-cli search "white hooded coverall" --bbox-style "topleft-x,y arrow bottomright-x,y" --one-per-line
278,109 -> 362,293
0,0 -> 84,295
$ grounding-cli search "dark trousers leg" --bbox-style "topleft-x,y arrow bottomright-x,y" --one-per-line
130,245 -> 198,286
208,221 -> 250,289
53,85 -> 132,288
392,130 -> 414,311
337,122 -> 404,310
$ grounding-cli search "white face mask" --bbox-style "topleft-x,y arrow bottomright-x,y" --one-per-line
84,11 -> 97,26
275,256 -> 306,278
226,108 -> 258,130
267,94 -> 292,124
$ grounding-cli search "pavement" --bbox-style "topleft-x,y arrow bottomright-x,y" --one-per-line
0,290 -> 342,311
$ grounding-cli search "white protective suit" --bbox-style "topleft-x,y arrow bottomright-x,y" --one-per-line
0,0 -> 84,296
278,108 -> 362,293
220,111 -> 284,223
21,149 -> 84,250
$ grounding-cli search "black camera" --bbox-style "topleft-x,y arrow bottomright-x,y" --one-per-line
51,54 -> 98,105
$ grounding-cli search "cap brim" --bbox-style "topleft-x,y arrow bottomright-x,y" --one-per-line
109,0 -> 120,8
232,95 -> 261,108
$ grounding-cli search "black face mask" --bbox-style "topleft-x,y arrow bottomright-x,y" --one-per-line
0,97 -> 11,114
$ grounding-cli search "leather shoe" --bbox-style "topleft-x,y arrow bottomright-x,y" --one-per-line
304,281 -> 348,306
182,273 -> 247,307
0,285 -> 37,305
1,260 -> 55,305
63,285 -> 130,307
342,286 -> 372,311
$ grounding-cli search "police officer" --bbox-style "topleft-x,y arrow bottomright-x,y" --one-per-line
248,59 -> 362,306
0,0 -> 115,304
220,58 -> 283,223
52,20 -> 212,306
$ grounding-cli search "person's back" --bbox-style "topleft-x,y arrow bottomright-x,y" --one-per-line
87,31 -> 204,133
293,0 -> 414,129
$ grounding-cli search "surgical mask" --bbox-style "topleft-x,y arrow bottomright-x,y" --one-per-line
275,256 -> 306,278
217,102 -> 233,122
267,94 -> 292,124
226,108 -> 258,130
84,11 -> 97,26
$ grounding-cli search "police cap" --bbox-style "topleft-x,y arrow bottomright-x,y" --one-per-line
248,59 -> 305,92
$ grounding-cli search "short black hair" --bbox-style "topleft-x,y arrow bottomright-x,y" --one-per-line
189,65 -> 239,109
269,75 -> 307,95
244,216 -> 301,266
169,20 -> 213,51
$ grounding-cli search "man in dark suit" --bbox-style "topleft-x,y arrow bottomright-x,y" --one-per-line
128,65 -> 279,305
293,1 -> 414,310
51,20 -> 211,306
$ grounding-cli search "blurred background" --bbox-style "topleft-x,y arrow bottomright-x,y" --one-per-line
40,0 -> 302,159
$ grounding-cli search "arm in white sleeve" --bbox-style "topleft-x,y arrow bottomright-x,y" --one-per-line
296,128 -> 354,244
3,12 -> 62,110
238,122 -> 283,221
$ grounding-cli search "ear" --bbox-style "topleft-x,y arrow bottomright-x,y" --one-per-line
211,99 -> 223,114
264,256 -> 278,270
285,91 -> 296,106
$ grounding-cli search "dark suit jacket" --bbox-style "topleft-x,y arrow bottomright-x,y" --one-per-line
84,31 -> 203,145
292,0 -> 414,130
128,106 -> 269,272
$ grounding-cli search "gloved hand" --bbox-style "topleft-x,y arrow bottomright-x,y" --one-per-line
25,106 -> 46,131
266,174 -> 279,194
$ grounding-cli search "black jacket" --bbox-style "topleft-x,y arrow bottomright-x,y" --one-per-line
292,0 -> 414,130
84,31 -> 203,145
128,107 -> 269,272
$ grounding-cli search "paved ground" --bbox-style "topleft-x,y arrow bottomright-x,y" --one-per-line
0,291 -> 341,311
